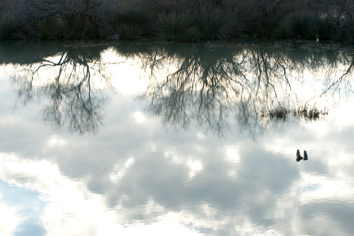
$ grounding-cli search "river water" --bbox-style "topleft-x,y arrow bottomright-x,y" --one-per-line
0,40 -> 354,236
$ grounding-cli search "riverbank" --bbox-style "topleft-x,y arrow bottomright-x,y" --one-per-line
1,0 -> 354,42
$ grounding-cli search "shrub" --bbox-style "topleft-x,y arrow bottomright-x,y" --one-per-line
113,8 -> 155,35
277,20 -> 290,39
289,13 -> 318,39
61,14 -> 90,39
317,14 -> 337,40
37,18 -> 66,40
344,19 -> 354,43
124,8 -> 154,27
154,12 -> 191,41
194,7 -> 233,40
255,15 -> 286,38
0,16 -> 21,40
116,23 -> 141,40
0,0 -> 353,42
183,26 -> 200,42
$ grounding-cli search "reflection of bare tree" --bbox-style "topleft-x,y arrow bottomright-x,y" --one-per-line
10,41 -> 353,136
12,43 -> 112,134
321,53 -> 354,97
127,42 -> 353,136
134,44 -> 294,136
145,47 -> 248,135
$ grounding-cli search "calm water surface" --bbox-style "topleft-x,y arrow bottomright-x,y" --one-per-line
0,40 -> 354,236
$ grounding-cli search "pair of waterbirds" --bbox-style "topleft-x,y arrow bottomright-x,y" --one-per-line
296,149 -> 308,162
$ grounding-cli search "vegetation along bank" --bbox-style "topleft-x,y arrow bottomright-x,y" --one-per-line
1,0 -> 354,42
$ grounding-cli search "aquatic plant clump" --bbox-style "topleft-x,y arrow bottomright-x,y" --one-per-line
261,105 -> 329,121
297,105 -> 329,121
1,0 -> 354,42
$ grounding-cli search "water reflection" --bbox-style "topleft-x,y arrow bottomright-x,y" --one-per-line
6,41 -> 354,135
8,42 -> 113,134
1,40 -> 354,236
119,41 -> 352,136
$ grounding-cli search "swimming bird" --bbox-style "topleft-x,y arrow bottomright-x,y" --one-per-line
304,150 -> 308,160
296,149 -> 303,162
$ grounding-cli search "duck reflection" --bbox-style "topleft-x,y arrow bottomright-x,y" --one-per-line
296,149 -> 308,162
304,150 -> 308,160
296,149 -> 303,162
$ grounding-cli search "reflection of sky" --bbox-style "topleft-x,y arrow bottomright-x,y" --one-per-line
1,47 -> 354,236
0,180 -> 46,236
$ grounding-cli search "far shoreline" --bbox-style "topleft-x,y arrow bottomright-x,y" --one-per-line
1,0 -> 354,43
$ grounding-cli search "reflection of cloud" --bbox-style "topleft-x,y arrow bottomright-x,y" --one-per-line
297,173 -> 354,202
124,214 -> 205,236
46,135 -> 67,148
333,99 -> 354,128
0,153 -> 118,236
164,149 -> 203,179
0,153 -> 210,236
196,133 -> 205,140
225,146 -> 241,163
2,47 -> 354,235
186,158 -> 203,179
110,157 -> 135,183
101,49 -> 149,96
1,106 -> 354,236
1,146 -> 289,235
0,199 -> 19,236
134,111 -> 147,124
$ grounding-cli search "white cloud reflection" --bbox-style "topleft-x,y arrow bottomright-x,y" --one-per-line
1,96 -> 354,235
1,45 -> 354,236
186,158 -> 203,179
0,198 -> 19,236
0,152 -> 223,236
134,111 -> 147,124
110,157 -> 135,183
